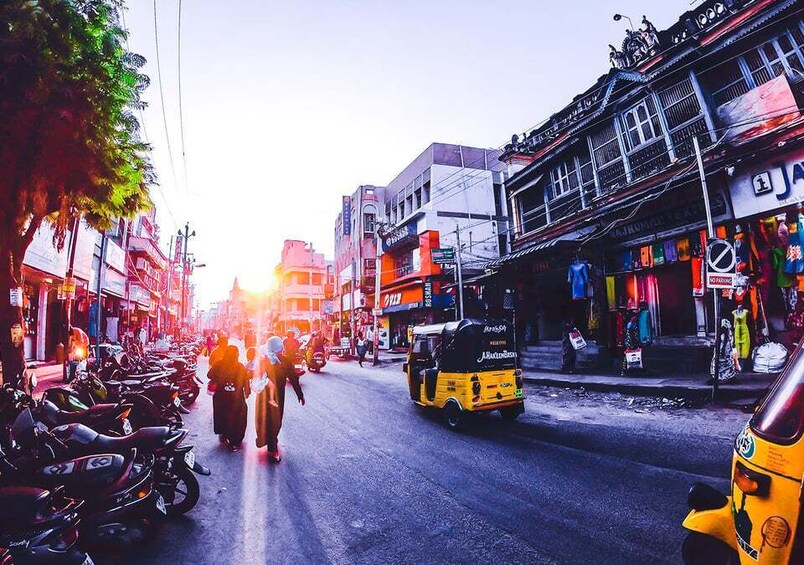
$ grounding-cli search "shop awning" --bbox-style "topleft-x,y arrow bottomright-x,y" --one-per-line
486,238 -> 568,269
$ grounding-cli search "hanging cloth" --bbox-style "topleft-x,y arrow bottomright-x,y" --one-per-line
651,242 -> 665,266
637,308 -> 652,346
663,239 -> 678,263
677,237 -> 691,261
784,221 -> 804,274
621,250 -> 633,272
605,276 -> 616,311
567,262 -> 589,300
640,246 -> 653,268
733,308 -> 751,360
771,247 -> 793,287
691,257 -> 705,297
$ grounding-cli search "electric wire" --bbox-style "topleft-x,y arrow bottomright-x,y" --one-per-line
152,0 -> 181,199
177,0 -> 190,196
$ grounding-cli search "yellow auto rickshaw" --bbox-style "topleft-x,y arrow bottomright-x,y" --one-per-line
402,319 -> 524,429
681,341 -> 804,564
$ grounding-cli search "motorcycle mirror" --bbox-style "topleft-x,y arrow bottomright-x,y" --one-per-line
29,373 -> 37,392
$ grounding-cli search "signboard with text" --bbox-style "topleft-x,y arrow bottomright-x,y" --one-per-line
342,196 -> 351,236
380,224 -> 418,253
729,144 -> 804,218
431,248 -> 455,264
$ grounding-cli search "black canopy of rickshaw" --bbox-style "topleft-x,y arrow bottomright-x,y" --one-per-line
435,319 -> 518,373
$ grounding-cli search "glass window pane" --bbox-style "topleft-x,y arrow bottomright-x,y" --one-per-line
629,131 -> 640,148
764,43 -> 780,61
626,113 -> 636,129
788,54 -> 804,74
746,50 -> 764,71
641,122 -> 652,141
779,34 -> 794,54
637,106 -> 649,122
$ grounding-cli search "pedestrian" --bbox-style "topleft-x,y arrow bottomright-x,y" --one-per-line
356,332 -> 367,367
64,326 -> 89,383
138,326 -> 147,347
366,327 -> 374,355
255,336 -> 305,463
205,333 -> 215,357
207,345 -> 250,451
708,319 -> 738,384
621,314 -> 641,376
209,335 -> 228,370
561,321 -> 576,374
246,346 -> 278,408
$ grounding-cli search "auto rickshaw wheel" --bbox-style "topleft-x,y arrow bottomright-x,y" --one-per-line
681,532 -> 739,565
442,401 -> 464,430
500,407 -> 521,421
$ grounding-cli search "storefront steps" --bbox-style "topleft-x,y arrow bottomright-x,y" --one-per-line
519,341 -> 609,372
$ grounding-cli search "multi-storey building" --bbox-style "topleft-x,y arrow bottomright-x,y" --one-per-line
333,185 -> 384,343
126,210 -> 168,340
272,240 -> 330,335
490,0 -> 804,371
377,142 -> 508,349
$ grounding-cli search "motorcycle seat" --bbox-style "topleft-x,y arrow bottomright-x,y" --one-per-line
120,370 -> 168,382
93,426 -> 179,452
0,486 -> 51,527
47,402 -> 119,424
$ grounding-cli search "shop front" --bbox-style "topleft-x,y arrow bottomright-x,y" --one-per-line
379,278 -> 453,350
727,142 -> 804,356
599,184 -> 733,348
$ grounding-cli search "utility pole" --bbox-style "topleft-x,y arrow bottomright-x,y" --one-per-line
62,216 -> 80,378
94,232 -> 107,359
694,136 -> 718,402
178,222 -> 195,337
308,242 -> 314,333
372,223 -> 382,366
455,224 -> 465,320
164,235 -> 173,336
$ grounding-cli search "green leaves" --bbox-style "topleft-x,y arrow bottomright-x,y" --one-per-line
0,0 -> 152,250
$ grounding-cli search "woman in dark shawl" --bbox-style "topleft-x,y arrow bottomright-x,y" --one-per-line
255,336 -> 305,463
208,345 -> 250,451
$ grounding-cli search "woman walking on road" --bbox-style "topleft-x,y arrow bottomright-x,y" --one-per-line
208,345 -> 250,451
356,332 -> 367,367
255,336 -> 305,463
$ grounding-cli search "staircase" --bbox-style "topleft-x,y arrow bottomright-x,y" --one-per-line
519,341 -> 609,372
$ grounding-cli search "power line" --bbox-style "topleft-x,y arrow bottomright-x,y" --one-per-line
152,0 -> 180,199
177,0 -> 190,196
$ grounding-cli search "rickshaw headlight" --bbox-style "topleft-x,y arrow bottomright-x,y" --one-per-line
734,461 -> 770,497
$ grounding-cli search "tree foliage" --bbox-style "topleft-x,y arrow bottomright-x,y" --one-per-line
0,0 -> 153,257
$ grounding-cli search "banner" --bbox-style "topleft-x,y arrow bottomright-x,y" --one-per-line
174,236 -> 183,263
342,196 -> 351,235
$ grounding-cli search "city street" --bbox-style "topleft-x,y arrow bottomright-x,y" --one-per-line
106,353 -> 748,565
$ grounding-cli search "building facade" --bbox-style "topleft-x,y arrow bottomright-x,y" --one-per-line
491,0 -> 804,370
272,240 -> 330,335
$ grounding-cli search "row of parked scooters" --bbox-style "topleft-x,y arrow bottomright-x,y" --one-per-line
0,338 -> 208,564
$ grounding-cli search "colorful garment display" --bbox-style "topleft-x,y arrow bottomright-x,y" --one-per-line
785,220 -> 804,274
663,239 -> 678,263
733,307 -> 751,360
771,247 -> 793,287
691,257 -> 704,297
567,261 -> 589,300
605,276 -> 616,311
651,242 -> 665,266
640,246 -> 652,268
677,238 -> 691,261
637,308 -> 652,346
711,319 -> 737,382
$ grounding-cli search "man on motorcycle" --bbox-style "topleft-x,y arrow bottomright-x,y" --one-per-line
283,331 -> 301,359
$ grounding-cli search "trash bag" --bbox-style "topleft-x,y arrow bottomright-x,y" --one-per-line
752,342 -> 787,373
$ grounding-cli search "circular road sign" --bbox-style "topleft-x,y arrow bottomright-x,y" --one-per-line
707,238 -> 736,273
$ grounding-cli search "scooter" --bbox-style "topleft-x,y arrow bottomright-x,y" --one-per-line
305,350 -> 327,373
0,485 -> 92,564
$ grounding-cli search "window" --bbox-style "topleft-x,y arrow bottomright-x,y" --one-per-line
516,179 -> 549,234
703,21 -> 804,106
589,122 -> 626,192
658,78 -> 710,159
422,181 -> 431,205
549,160 -> 577,199
621,98 -> 662,150
414,188 -> 422,209
363,213 -> 375,235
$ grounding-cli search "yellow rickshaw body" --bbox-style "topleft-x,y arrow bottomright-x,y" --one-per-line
683,340 -> 804,564
404,319 -> 525,416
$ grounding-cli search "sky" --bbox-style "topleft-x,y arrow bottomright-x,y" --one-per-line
123,0 -> 695,307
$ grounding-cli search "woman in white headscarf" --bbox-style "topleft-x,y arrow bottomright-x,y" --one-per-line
255,336 -> 305,462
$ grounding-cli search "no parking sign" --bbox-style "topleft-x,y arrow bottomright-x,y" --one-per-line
706,238 -> 736,289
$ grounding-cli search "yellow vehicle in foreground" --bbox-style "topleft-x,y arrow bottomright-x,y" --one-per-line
403,319 -> 524,429
682,341 -> 804,564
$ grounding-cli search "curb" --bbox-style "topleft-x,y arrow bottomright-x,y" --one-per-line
522,374 -> 772,401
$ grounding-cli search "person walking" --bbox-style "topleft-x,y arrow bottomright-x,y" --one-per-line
205,333 -> 215,357
283,330 -> 301,359
255,336 -> 305,463
209,335 -> 228,369
356,332 -> 367,367
208,345 -> 250,451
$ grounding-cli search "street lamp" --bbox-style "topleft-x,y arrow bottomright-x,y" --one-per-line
613,13 -> 634,30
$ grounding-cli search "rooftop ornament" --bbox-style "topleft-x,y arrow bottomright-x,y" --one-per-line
610,14 -> 660,69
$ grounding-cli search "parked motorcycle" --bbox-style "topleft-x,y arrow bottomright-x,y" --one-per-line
0,485 -> 92,564
2,411 -> 164,549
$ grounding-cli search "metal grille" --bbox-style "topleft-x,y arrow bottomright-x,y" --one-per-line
629,139 -> 670,180
671,118 -> 710,159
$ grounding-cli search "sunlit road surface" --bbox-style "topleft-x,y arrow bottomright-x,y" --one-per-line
106,351 -> 741,565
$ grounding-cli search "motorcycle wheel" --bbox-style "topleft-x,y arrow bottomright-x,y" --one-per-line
180,384 -> 200,407
164,467 -> 200,516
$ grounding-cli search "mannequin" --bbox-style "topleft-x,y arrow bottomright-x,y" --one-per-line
732,304 -> 750,363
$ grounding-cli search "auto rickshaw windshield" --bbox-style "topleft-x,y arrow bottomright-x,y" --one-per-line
751,343 -> 804,444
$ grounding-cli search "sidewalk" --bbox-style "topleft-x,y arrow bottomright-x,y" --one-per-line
521,369 -> 776,401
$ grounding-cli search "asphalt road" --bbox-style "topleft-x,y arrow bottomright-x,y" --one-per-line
104,352 -> 747,565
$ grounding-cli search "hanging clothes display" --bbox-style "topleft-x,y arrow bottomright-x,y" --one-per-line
663,239 -> 678,263
637,304 -> 652,346
711,319 -> 737,383
784,218 -> 804,274
677,237 -> 691,261
691,257 -> 705,297
733,307 -> 751,361
567,261 -> 589,300
605,276 -> 616,312
651,242 -> 665,266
